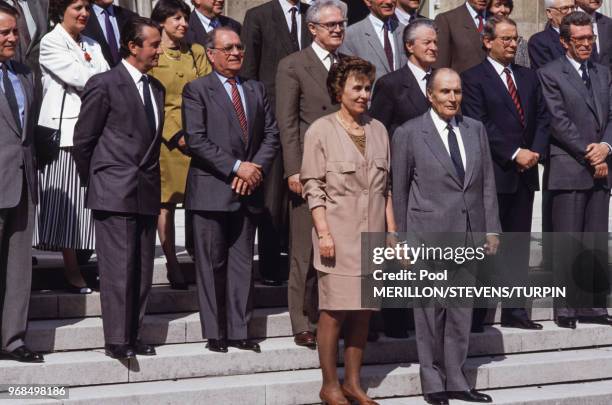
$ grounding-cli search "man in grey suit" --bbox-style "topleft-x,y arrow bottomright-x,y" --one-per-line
74,17 -> 164,360
0,1 -> 42,363
275,0 -> 347,349
538,11 -> 612,329
392,68 -> 500,405
182,27 -> 280,354
339,0 -> 406,81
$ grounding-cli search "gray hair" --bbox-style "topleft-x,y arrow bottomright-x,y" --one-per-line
544,0 -> 560,8
306,0 -> 348,24
403,18 -> 437,45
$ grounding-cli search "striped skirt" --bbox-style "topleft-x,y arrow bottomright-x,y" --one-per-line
33,148 -> 95,250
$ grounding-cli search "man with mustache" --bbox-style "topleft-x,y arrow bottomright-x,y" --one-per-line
340,0 -> 407,81
82,0 -> 138,67
433,0 -> 488,73
182,27 -> 280,354
186,0 -> 241,47
538,11 -> 612,329
73,17 -> 164,360
576,0 -> 612,67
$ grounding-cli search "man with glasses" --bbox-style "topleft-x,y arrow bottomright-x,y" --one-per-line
340,0 -> 406,81
461,16 -> 549,334
275,0 -> 347,349
538,11 -> 612,329
241,0 -> 313,288
182,27 -> 280,354
528,0 -> 575,69
576,0 -> 612,68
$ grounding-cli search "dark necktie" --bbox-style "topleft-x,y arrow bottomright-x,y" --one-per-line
2,63 -> 22,132
409,12 -> 417,23
141,75 -> 156,135
103,8 -> 120,65
383,20 -> 394,71
446,123 -> 465,184
227,78 -> 248,143
210,17 -> 220,29
580,62 -> 591,89
476,12 -> 484,33
289,7 -> 299,51
13,1 -> 31,51
503,67 -> 525,126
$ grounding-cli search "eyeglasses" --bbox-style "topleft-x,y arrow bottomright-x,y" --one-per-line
570,35 -> 597,45
497,35 -> 519,45
312,20 -> 348,31
211,44 -> 245,55
548,5 -> 576,14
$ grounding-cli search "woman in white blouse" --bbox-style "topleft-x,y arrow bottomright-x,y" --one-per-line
35,0 -> 109,293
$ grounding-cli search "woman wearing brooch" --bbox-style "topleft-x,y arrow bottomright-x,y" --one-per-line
149,0 -> 211,289
35,0 -> 109,293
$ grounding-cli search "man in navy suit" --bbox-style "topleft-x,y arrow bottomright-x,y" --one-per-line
528,0 -> 575,69
462,16 -> 549,332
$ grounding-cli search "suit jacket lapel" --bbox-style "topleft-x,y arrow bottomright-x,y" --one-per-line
304,46 -> 329,95
189,12 -> 208,44
512,64 -> 529,119
590,65 -> 605,128
422,113 -> 463,187
483,60 -> 522,123
363,19 -> 391,72
116,63 -> 152,137
299,2 -> 311,49
459,117 -> 478,189
208,74 -> 245,140
392,19 -> 404,69
242,80 -> 258,150
271,1 -> 296,55
0,88 -> 19,136
562,58 -> 599,120
401,65 -> 429,110
26,0 -> 47,53
459,6 -> 483,57
17,70 -> 32,141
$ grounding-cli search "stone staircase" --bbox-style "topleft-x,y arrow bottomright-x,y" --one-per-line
5,252 -> 612,404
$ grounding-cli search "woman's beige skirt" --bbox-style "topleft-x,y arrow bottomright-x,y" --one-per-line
318,271 -> 381,311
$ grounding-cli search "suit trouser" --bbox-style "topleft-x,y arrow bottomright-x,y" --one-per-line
550,188 -> 609,318
287,194 -> 318,334
192,209 -> 256,340
93,211 -> 157,345
0,180 -> 34,351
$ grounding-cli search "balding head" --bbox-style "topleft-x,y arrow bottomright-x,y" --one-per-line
427,68 -> 462,121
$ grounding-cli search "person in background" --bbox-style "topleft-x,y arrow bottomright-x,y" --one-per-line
82,0 -> 137,67
301,56 -> 395,405
35,0 -> 109,294
487,0 -> 530,67
576,0 -> 612,68
186,0 -> 241,46
395,0 -> 424,26
149,0 -> 211,290
528,0 -> 575,69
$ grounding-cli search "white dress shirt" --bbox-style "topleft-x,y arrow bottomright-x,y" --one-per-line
92,4 -> 121,47
407,60 -> 430,96
430,109 -> 466,169
195,9 -> 217,33
311,40 -> 337,71
279,0 -> 303,49
465,1 -> 486,29
121,59 -> 159,131
368,13 -> 397,70
395,6 -> 415,26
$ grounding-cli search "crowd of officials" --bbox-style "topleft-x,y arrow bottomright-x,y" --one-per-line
1,0 -> 612,404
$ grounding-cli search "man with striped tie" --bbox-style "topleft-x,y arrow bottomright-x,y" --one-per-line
182,27 -> 280,354
461,16 -> 550,333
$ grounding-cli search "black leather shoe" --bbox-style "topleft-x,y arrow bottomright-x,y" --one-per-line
4,345 -> 44,363
423,392 -> 449,405
447,389 -> 492,402
228,339 -> 261,353
206,339 -> 228,353
579,315 -> 612,326
104,344 -> 135,359
133,340 -> 156,356
501,317 -> 543,330
294,331 -> 317,348
556,316 -> 577,329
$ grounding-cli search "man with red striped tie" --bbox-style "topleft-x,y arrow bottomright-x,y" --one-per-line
433,0 -> 488,73
182,27 -> 280,354
460,16 -> 550,334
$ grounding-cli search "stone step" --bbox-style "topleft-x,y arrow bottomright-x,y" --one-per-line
6,323 -> 612,387
8,348 -> 612,404
28,283 -> 287,320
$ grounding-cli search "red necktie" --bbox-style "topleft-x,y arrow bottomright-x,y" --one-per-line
227,78 -> 248,142
504,67 -> 524,126
476,13 -> 484,33
383,20 -> 394,71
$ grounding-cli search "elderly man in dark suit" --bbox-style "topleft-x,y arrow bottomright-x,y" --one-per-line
275,0 -> 346,349
576,0 -> 612,68
186,0 -> 241,47
538,11 -> 612,329
393,68 -> 500,405
528,0 -> 575,69
241,0 -> 312,286
433,0 -> 487,73
183,27 -> 280,354
82,0 -> 137,67
339,0 -> 406,80
462,16 -> 549,333
73,17 -> 164,360
0,1 -> 42,363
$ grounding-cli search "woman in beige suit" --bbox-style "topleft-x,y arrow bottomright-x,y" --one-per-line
301,57 -> 396,405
